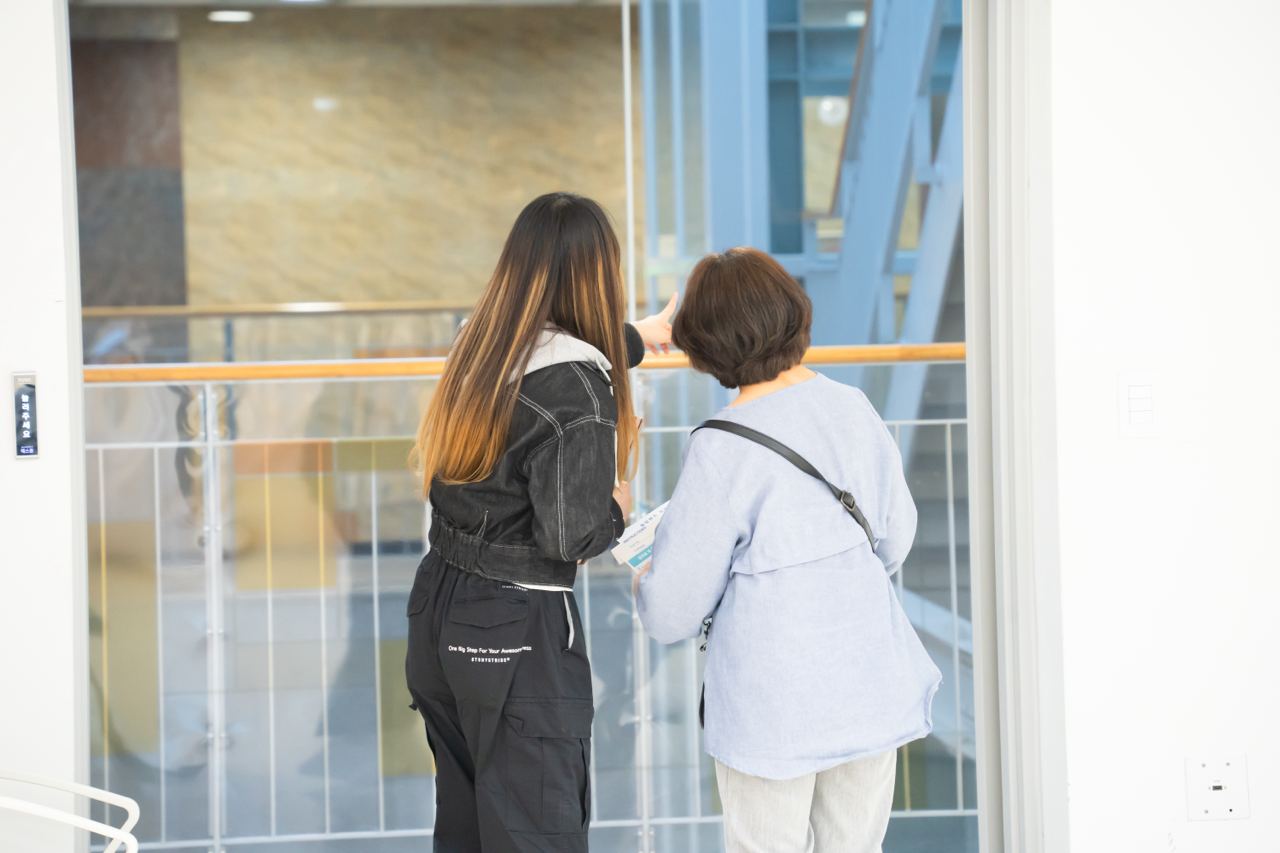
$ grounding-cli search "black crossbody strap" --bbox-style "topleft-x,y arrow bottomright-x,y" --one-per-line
694,419 -> 877,548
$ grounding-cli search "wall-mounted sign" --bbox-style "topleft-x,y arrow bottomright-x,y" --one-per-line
13,373 -> 37,458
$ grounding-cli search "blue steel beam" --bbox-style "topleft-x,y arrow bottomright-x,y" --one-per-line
884,49 -> 963,459
812,0 -> 945,346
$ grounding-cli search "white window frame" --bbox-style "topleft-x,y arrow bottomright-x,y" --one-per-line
964,1 -> 1070,852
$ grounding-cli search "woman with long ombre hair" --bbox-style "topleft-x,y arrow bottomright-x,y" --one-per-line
405,192 -> 674,852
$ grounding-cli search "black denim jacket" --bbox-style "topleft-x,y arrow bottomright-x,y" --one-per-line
426,326 -> 644,588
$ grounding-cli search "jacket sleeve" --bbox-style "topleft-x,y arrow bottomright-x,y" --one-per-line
623,323 -> 645,369
871,418 -> 918,577
637,440 -> 741,644
526,419 -> 625,563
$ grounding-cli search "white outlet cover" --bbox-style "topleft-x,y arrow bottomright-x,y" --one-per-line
1186,756 -> 1250,821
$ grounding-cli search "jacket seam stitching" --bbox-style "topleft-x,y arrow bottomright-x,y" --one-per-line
569,362 -> 603,419
563,414 -> 616,430
556,437 -> 567,560
517,394 -> 562,435
521,417 -> 614,478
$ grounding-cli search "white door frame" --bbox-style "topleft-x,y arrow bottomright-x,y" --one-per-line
964,1 -> 1070,852
0,2 -> 91,851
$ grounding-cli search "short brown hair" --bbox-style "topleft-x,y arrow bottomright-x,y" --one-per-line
672,247 -> 812,388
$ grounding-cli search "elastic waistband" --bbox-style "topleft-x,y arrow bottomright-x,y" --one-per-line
428,514 -> 578,588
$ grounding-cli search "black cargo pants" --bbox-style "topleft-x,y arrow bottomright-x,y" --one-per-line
405,552 -> 593,852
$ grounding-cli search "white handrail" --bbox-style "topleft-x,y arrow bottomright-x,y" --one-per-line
0,774 -> 140,853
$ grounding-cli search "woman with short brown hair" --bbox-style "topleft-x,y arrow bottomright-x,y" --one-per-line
637,248 -> 941,853
669,246 -> 811,388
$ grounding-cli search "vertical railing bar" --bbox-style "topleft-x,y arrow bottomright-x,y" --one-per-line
97,449 -> 110,804
152,447 -> 168,842
423,502 -> 431,558
894,420 -> 908,812
264,445 -> 278,835
688,638 -> 701,818
669,0 -> 687,258
201,382 -> 225,850
580,560 -> 599,825
622,0 -> 638,321
630,370 -> 655,853
317,443 -> 332,833
222,318 -> 234,364
370,446 -> 387,832
903,742 -> 913,811
945,423 -> 964,809
675,365 -> 691,497
632,601 -> 654,853
894,423 -> 905,599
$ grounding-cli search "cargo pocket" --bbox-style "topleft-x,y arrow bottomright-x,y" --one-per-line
405,564 -> 433,617
447,596 -> 528,629
502,698 -> 593,835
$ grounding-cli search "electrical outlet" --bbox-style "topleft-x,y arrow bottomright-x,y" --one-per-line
1185,756 -> 1250,821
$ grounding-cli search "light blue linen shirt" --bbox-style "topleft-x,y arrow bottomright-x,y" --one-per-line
636,374 -> 942,779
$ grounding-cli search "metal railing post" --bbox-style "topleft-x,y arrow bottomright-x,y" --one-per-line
200,382 -> 227,852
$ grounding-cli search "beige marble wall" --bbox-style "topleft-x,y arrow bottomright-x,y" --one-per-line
178,7 -> 641,306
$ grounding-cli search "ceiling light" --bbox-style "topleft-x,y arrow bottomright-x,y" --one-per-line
817,97 -> 849,127
208,10 -> 253,23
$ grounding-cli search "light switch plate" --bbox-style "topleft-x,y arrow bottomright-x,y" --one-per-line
1118,372 -> 1157,437
1186,756 -> 1250,821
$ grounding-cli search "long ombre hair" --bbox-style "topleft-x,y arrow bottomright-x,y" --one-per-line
412,193 -> 638,493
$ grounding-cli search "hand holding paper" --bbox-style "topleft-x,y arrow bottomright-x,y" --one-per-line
611,502 -> 669,575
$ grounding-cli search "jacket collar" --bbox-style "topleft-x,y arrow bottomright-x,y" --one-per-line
523,326 -> 613,378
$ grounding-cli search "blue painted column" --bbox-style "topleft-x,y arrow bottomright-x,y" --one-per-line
699,0 -> 771,252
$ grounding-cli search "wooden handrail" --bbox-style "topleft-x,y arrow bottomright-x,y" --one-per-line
83,342 -> 964,384
82,300 -> 473,319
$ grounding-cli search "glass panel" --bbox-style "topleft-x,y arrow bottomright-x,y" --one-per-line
578,558 -> 640,824
71,2 -> 633,364
768,0 -> 800,26
804,94 -> 849,214
83,383 -> 203,447
88,443 -> 212,843
79,0 -> 979,848
83,311 -> 469,365
885,814 -> 979,853
804,0 -> 870,26
84,367 -> 973,848
641,0 -> 705,313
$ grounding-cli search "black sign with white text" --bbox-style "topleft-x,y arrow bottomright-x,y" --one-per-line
14,373 -> 37,458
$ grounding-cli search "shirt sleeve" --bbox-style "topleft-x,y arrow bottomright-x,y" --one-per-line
526,419 -> 621,562
623,323 -> 646,369
870,419 -> 918,577
637,439 -> 742,644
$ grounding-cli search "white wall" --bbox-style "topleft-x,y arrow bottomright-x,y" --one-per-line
1044,1 -> 1280,850
0,2 -> 90,851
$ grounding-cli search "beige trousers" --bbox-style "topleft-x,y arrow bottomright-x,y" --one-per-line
714,749 -> 897,853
